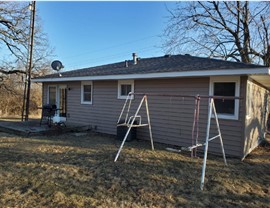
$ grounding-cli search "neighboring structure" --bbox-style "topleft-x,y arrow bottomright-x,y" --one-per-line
33,54 -> 270,159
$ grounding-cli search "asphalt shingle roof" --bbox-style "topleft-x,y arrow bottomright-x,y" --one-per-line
35,54 -> 265,80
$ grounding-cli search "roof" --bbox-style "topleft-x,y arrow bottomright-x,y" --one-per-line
33,54 -> 270,87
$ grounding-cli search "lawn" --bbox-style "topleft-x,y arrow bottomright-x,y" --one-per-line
0,131 -> 269,207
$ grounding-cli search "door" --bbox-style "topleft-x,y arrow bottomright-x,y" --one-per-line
48,86 -> 57,105
58,86 -> 67,117
47,85 -> 67,121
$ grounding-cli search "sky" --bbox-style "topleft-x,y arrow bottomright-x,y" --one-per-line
36,1 -> 177,71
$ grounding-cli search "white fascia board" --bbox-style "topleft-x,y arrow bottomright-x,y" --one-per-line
32,67 -> 270,83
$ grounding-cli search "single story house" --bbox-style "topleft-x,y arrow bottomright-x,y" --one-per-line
33,53 -> 270,159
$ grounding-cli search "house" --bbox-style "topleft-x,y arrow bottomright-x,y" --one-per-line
33,53 -> 270,159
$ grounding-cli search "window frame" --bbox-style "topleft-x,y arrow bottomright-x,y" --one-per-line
209,76 -> 240,120
117,80 -> 134,99
81,81 -> 93,104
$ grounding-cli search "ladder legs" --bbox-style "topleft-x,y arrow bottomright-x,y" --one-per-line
200,98 -> 227,190
145,95 -> 154,151
115,95 -> 154,161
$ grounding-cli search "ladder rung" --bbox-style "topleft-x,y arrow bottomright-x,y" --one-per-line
126,124 -> 149,128
166,147 -> 181,153
208,134 -> 220,142
117,123 -> 149,128
182,143 -> 203,151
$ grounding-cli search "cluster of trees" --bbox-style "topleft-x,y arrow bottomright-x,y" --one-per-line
1,1 -> 270,117
163,1 -> 270,66
0,1 -> 53,117
0,74 -> 41,116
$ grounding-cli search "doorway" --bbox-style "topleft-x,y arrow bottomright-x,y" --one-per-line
59,86 -> 67,117
47,85 -> 67,121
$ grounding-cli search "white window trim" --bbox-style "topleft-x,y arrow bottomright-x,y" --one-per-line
81,81 -> 93,104
118,80 -> 134,99
209,76 -> 240,120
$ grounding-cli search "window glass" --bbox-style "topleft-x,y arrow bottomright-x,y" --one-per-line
121,84 -> 132,96
213,82 -> 235,114
83,85 -> 92,102
59,88 -> 67,117
81,81 -> 92,104
49,86 -> 56,105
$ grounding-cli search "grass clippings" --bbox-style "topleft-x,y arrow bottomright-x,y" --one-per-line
0,131 -> 269,207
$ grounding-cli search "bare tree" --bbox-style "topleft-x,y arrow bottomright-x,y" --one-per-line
163,1 -> 270,66
0,1 -> 53,83
0,1 -> 53,117
0,73 -> 42,117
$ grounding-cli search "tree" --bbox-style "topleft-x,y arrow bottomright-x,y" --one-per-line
0,74 -> 40,116
163,1 -> 270,66
0,1 -> 53,79
0,1 -> 53,117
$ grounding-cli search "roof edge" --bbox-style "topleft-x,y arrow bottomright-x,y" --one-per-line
32,67 -> 270,83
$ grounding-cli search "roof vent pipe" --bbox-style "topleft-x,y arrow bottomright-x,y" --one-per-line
132,53 -> 137,65
125,60 -> 128,67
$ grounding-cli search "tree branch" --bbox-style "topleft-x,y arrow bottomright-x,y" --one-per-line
0,69 -> 26,75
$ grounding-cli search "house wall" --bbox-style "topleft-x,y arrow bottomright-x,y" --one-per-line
42,77 -> 246,157
135,77 -> 245,158
243,78 -> 269,158
66,80 -> 124,133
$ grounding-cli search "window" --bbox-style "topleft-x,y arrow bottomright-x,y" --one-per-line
118,80 -> 134,99
209,77 -> 240,120
81,81 -> 93,104
121,84 -> 132,96
214,82 -> 235,114
48,86 -> 56,105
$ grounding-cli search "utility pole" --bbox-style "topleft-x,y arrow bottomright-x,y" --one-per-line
24,1 -> 36,121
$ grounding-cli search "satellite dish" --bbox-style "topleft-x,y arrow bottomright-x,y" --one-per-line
51,60 -> 64,71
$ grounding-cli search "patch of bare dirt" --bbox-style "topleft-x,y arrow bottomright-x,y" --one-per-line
0,131 -> 269,207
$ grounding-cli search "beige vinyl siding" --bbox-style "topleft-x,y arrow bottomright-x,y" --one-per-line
43,76 -> 245,157
134,78 -> 244,157
243,79 -> 269,158
66,81 -> 124,134
134,78 -> 207,151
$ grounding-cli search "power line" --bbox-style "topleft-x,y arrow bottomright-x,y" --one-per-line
60,34 -> 160,60
65,45 -> 160,70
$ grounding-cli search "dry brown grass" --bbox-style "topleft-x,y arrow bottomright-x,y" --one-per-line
0,131 -> 269,208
